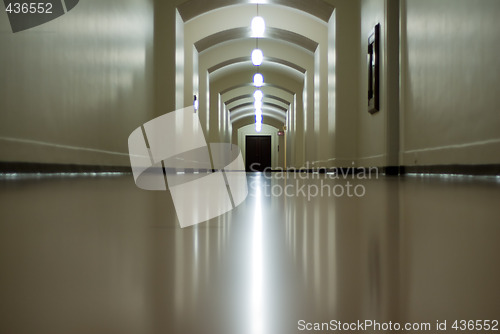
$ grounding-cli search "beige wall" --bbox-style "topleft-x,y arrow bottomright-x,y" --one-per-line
358,0 -> 387,167
330,0 -> 362,168
400,0 -> 500,165
357,0 -> 399,167
0,0 -> 154,166
356,0 -> 500,168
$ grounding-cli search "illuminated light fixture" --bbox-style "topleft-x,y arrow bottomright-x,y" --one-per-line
251,16 -> 266,38
253,89 -> 263,101
255,114 -> 263,123
256,122 -> 262,133
251,49 -> 263,66
193,95 -> 198,111
253,73 -> 264,87
254,100 -> 263,110
255,108 -> 262,117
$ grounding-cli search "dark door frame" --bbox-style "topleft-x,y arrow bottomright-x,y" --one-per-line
245,135 -> 272,172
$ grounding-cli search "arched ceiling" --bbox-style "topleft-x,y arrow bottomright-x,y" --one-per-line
219,83 -> 295,96
195,27 -> 318,53
178,0 -> 332,133
231,101 -> 287,113
178,0 -> 335,23
225,94 -> 290,110
232,114 -> 285,129
208,58 -> 305,81
217,83 -> 294,124
222,85 -> 293,104
231,106 -> 286,123
232,119 -> 285,137
220,84 -> 295,126
201,38 -> 312,84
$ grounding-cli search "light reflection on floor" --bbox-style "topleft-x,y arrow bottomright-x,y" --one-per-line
0,172 -> 499,334
251,174 -> 264,334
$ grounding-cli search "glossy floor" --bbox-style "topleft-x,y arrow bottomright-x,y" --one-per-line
1,172 -> 499,334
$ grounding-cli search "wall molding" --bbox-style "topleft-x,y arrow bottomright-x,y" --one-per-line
0,136 -> 129,158
1,161 -> 498,176
282,164 -> 500,176
0,162 -> 131,174
400,164 -> 500,176
402,139 -> 500,166
0,136 -> 130,167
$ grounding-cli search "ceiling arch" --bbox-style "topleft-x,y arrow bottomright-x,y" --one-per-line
219,85 -> 293,122
207,56 -> 306,75
225,93 -> 290,107
184,4 -> 329,49
230,102 -> 287,113
231,107 -> 286,124
227,97 -> 289,124
232,118 -> 285,137
219,83 -> 295,96
195,27 -> 318,53
222,86 -> 294,111
209,60 -> 305,83
182,3 -> 319,133
177,0 -> 335,23
200,38 -> 314,72
200,38 -> 313,86
225,96 -> 290,113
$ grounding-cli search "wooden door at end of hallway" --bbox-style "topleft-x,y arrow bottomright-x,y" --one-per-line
245,135 -> 271,172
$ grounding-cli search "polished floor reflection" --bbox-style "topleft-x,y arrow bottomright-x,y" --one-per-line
1,172 -> 499,334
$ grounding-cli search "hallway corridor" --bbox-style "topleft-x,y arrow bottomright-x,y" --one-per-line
1,173 -> 499,333
1,0 -> 500,333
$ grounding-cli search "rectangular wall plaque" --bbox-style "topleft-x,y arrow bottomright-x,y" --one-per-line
368,23 -> 380,114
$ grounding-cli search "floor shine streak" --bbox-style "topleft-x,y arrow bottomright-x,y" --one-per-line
0,172 -> 499,334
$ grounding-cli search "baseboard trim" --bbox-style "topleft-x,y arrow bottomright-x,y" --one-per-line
281,165 -> 500,176
2,162 -> 499,176
0,162 -> 132,174
401,164 -> 500,176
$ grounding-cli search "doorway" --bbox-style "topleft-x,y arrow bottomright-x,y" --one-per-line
245,135 -> 271,172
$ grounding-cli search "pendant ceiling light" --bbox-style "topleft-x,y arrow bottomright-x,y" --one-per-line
254,89 -> 263,133
251,16 -> 266,38
251,49 -> 263,66
254,100 -> 263,110
193,95 -> 198,111
253,73 -> 264,87
256,122 -> 262,133
253,89 -> 263,101
251,4 -> 265,67
252,4 -> 265,134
